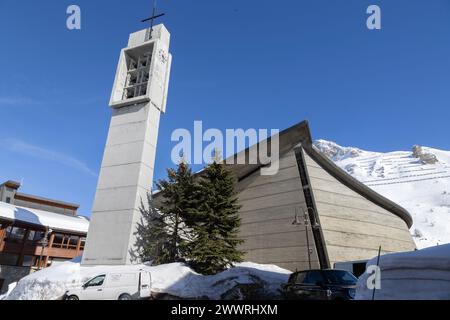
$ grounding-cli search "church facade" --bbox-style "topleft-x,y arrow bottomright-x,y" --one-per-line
228,121 -> 415,272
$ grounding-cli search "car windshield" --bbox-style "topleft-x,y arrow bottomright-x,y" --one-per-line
289,272 -> 306,283
325,270 -> 357,285
289,271 -> 325,285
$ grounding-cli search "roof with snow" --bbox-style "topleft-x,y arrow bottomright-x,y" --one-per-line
0,201 -> 89,234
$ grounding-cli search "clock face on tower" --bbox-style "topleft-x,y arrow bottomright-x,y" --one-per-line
157,49 -> 168,64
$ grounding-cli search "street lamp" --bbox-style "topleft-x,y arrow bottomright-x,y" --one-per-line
37,227 -> 53,270
292,206 -> 320,270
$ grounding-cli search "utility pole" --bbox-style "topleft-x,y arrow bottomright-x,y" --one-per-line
304,209 -> 312,270
372,246 -> 382,300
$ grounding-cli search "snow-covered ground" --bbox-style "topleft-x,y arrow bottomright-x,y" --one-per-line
314,140 -> 450,249
356,244 -> 450,300
2,259 -> 290,300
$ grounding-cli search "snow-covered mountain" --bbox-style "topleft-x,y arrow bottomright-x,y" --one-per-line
314,139 -> 450,249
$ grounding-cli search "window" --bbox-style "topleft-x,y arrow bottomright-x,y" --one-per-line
22,255 -> 37,267
0,253 -> 19,266
5,226 -> 26,243
79,237 -> 86,251
325,270 -> 357,285
51,233 -> 79,250
52,233 -> 64,247
85,275 -> 106,287
26,230 -> 44,243
352,263 -> 367,278
68,236 -> 79,249
5,197 -> 11,203
27,230 -> 36,241
290,272 -> 307,284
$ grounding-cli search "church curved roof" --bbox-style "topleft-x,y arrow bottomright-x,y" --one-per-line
153,120 -> 413,228
224,120 -> 413,228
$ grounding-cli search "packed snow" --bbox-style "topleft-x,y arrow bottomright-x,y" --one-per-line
0,201 -> 89,233
314,140 -> 450,249
2,260 -> 291,300
356,244 -> 450,300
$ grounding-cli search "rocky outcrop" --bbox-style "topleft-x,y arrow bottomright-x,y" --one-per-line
412,145 -> 438,164
314,140 -> 363,162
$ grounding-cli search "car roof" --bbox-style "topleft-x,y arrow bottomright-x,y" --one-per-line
292,269 -> 351,274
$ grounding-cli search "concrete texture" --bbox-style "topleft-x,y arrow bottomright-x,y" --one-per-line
236,151 -> 320,272
302,151 -> 416,266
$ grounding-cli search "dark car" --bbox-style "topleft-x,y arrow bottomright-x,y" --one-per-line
282,269 -> 357,300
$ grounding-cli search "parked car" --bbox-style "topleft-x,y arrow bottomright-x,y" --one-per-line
282,269 -> 357,300
64,270 -> 152,300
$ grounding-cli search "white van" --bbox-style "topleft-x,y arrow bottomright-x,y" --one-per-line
64,270 -> 152,300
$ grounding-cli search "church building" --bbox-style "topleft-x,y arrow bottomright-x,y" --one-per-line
79,21 -> 415,273
227,121 -> 415,272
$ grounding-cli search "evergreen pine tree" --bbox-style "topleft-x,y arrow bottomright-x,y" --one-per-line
155,161 -> 198,262
136,161 -> 198,264
136,193 -> 172,264
187,161 -> 244,275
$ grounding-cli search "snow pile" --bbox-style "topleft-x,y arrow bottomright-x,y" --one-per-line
356,244 -> 450,300
148,262 -> 290,299
314,140 -> 450,249
5,261 -> 91,300
3,261 -> 290,300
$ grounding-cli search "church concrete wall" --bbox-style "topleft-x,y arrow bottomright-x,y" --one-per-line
236,151 -> 320,272
302,151 -> 416,267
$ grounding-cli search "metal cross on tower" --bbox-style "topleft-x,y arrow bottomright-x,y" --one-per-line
141,0 -> 165,40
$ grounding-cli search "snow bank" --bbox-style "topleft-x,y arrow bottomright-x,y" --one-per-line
149,262 -> 290,299
4,261 -> 291,300
356,244 -> 450,300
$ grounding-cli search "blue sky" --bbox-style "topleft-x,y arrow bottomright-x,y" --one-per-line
0,0 -> 449,216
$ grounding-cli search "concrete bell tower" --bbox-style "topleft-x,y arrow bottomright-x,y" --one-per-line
82,24 -> 172,265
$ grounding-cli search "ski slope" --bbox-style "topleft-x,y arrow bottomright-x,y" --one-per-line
314,140 -> 450,249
